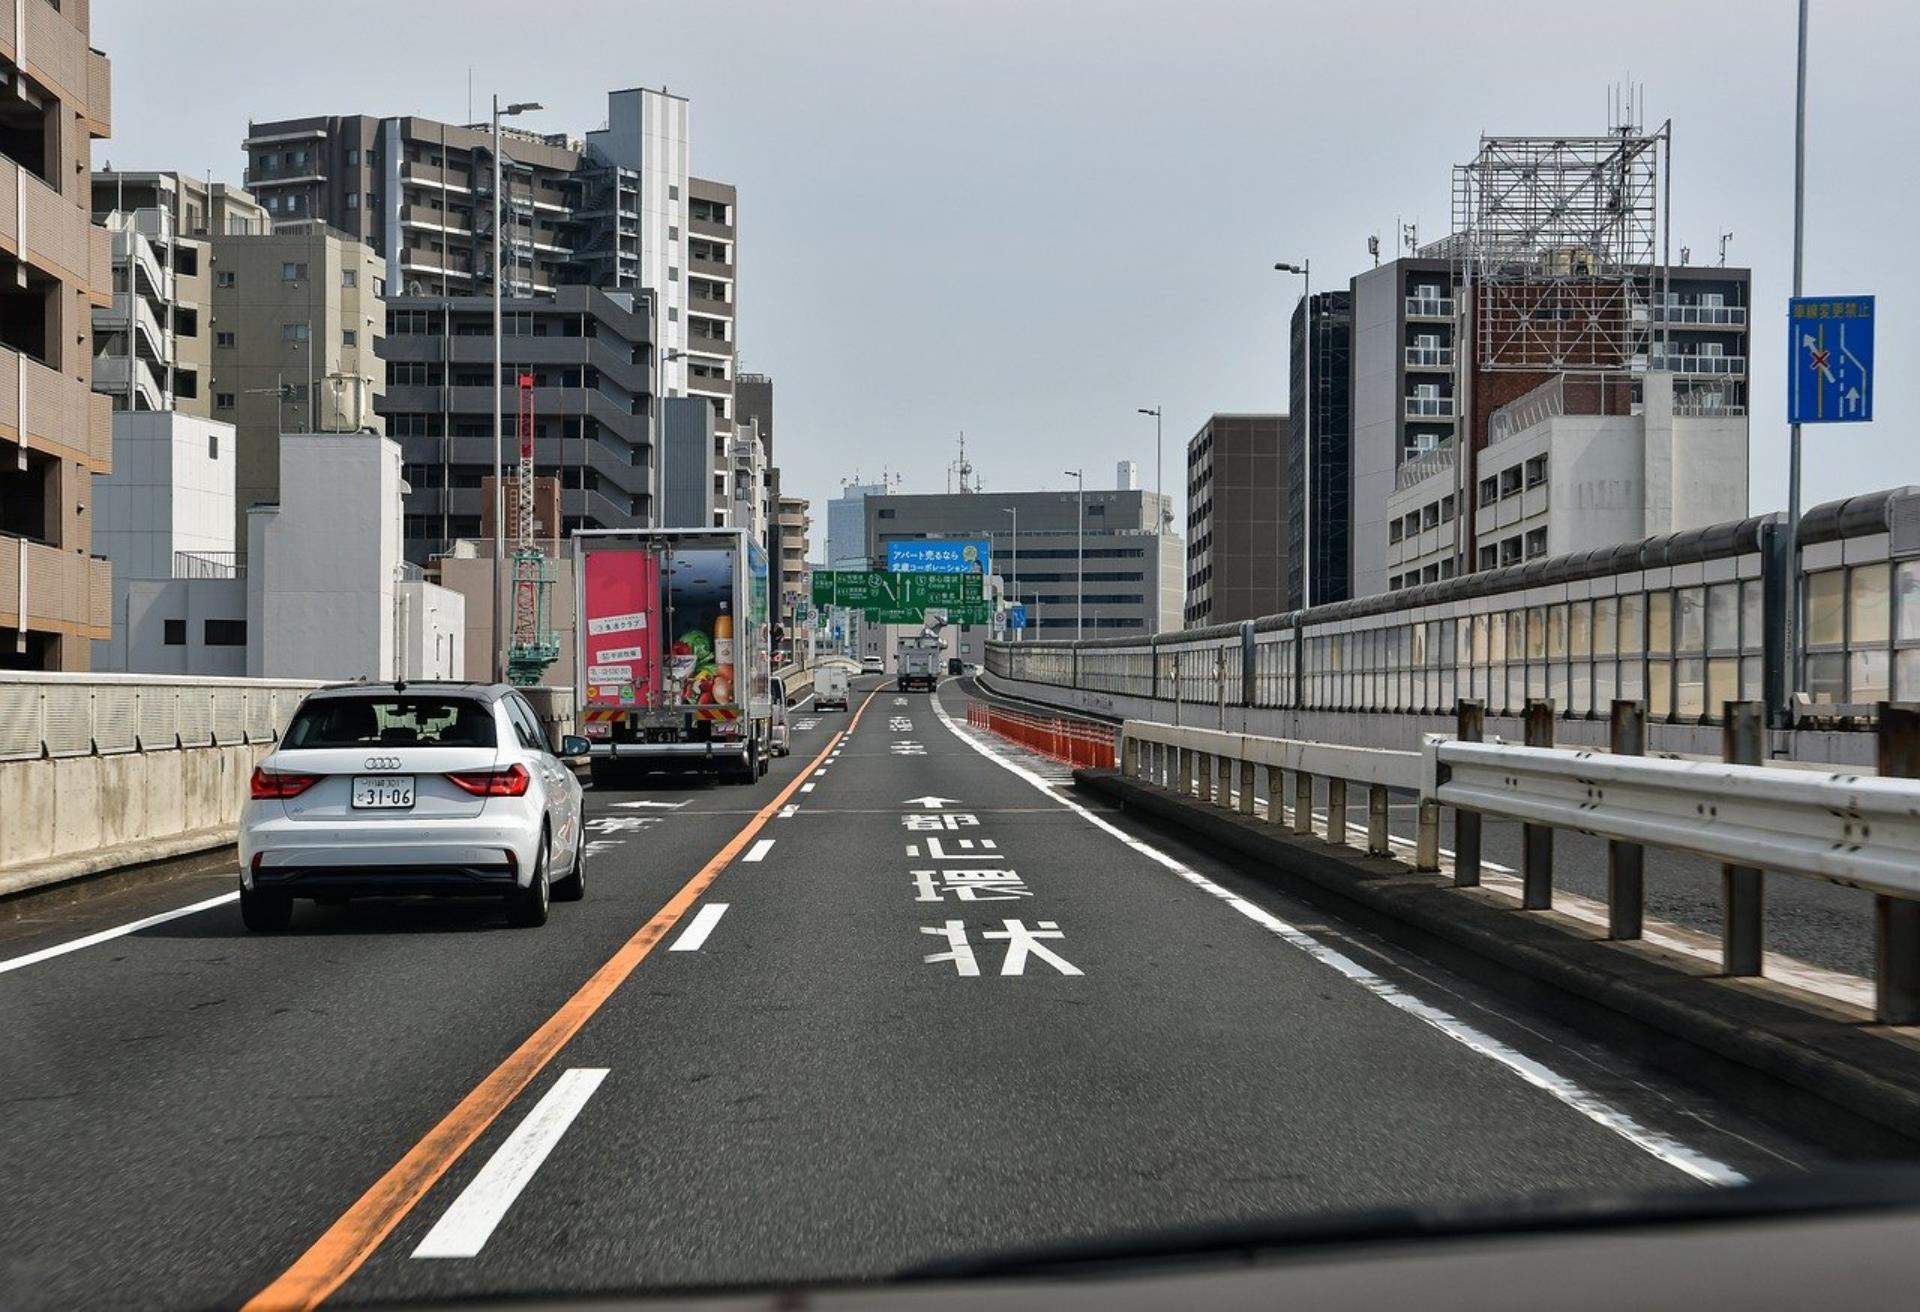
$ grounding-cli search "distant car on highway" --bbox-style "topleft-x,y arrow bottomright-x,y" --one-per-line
238,682 -> 587,932
815,663 -> 852,711
861,655 -> 885,675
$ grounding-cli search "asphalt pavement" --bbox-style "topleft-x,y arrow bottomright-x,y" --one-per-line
0,674 -> 1825,1310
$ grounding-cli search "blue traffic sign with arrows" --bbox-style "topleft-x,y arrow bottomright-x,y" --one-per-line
1787,296 -> 1874,424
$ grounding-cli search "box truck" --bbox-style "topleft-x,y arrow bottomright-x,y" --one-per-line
895,635 -> 942,692
575,529 -> 773,786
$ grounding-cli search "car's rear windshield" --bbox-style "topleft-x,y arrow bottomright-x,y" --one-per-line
282,696 -> 497,749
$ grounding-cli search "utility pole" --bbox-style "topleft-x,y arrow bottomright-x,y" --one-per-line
1781,0 -> 1810,708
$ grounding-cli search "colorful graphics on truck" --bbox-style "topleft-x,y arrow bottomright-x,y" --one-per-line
581,549 -> 660,708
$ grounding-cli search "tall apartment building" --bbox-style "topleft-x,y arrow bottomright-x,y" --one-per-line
776,494 -> 810,639
826,480 -> 888,567
1357,259 -> 1752,597
245,89 -> 743,520
0,12 -> 113,670
1288,289 -> 1354,609
1183,414 -> 1288,628
376,285 -> 657,563
208,223 -> 387,550
91,170 -> 267,416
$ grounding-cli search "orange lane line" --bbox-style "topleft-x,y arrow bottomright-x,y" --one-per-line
241,688 -> 879,1312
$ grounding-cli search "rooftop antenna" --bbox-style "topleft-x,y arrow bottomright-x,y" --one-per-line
1718,231 -> 1734,266
1367,234 -> 1381,268
947,431 -> 975,494
1402,220 -> 1418,254
1680,244 -> 1691,266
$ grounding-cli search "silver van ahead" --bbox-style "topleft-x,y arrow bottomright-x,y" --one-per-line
815,664 -> 852,710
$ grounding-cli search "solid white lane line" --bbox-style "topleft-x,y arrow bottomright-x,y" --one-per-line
0,890 -> 238,976
741,838 -> 775,863
411,1068 -> 609,1259
928,693 -> 1746,1188
667,903 -> 729,952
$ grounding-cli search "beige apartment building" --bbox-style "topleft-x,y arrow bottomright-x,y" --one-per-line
0,6 -> 114,670
91,170 -> 267,416
207,222 -> 386,548
776,493 -> 810,636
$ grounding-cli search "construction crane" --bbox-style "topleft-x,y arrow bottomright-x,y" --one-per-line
506,372 -> 561,684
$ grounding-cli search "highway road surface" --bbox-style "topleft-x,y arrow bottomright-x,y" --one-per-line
0,674 -> 1824,1309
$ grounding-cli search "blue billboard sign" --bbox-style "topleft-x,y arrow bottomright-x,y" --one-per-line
1787,296 -> 1874,424
886,538 -> 991,575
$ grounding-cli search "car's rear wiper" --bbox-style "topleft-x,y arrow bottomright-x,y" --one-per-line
897,1165 -> 1920,1281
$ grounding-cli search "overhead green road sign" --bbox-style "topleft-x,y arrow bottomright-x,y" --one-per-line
812,571 -> 981,609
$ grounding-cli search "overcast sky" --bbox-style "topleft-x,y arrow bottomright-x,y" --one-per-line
95,1 -> 1919,546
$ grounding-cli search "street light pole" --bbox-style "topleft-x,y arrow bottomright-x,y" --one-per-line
1783,0 -> 1810,706
490,95 -> 542,684
1276,260 -> 1310,607
1064,468 -> 1084,641
1137,405 -> 1163,633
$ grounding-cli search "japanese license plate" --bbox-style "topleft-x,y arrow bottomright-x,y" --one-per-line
351,775 -> 415,809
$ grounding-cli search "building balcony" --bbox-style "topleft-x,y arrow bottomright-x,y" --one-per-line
91,352 -> 170,411
0,534 -> 112,638
689,215 -> 731,241
1652,303 -> 1747,326
1648,353 -> 1746,377
0,161 -> 100,293
1405,345 -> 1454,369
0,342 -> 113,468
1404,295 -> 1454,320
1404,395 -> 1455,418
688,254 -> 732,280
688,294 -> 732,320
1393,440 -> 1457,493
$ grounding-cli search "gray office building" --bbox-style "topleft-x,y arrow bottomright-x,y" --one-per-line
376,285 -> 656,562
864,489 -> 1181,640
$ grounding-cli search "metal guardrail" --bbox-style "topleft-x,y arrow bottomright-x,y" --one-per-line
1422,739 -> 1920,900
1116,700 -> 1920,1024
1117,719 -> 1437,866
0,673 -> 325,762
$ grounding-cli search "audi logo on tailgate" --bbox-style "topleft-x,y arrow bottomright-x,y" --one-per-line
364,757 -> 403,771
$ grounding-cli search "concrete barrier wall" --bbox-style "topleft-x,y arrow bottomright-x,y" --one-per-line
0,741 -> 270,897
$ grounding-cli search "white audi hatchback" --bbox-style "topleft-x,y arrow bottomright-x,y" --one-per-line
239,682 -> 588,931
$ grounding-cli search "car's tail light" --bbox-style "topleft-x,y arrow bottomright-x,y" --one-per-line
447,763 -> 531,797
250,766 -> 319,799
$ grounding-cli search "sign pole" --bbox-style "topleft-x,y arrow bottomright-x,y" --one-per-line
1782,0 -> 1810,711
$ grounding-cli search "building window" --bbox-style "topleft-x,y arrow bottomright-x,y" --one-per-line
209,433 -> 219,460
1525,527 -> 1548,559
215,331 -> 236,348
282,262 -> 307,281
346,148 -> 360,165
1389,519 -> 1404,543
669,184 -> 679,200
1525,454 -> 1548,488
282,323 -> 310,342
342,329 -> 358,347
163,619 -> 186,646
1478,475 -> 1497,503
668,266 -> 679,281
204,619 -> 246,647
216,270 -> 236,288
342,269 -> 357,288
215,392 -> 235,411
346,192 -> 359,210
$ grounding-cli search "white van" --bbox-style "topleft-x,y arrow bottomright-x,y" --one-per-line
815,664 -> 852,711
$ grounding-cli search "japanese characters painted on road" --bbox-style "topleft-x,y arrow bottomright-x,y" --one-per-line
921,920 -> 1082,976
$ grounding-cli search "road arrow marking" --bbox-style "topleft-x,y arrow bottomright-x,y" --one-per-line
903,795 -> 963,809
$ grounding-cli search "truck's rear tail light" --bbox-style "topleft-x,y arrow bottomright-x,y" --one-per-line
447,763 -> 531,797
250,767 -> 320,799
